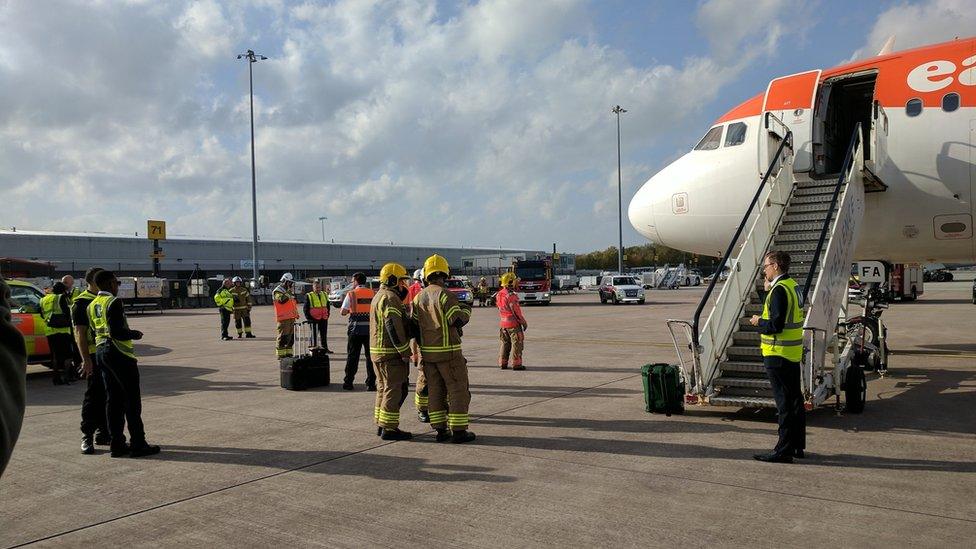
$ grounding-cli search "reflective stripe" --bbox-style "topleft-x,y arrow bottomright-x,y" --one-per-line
40,294 -> 71,336
760,277 -> 804,361
428,411 -> 447,423
760,337 -> 803,346
88,294 -> 135,359
307,291 -> 329,320
414,393 -> 429,406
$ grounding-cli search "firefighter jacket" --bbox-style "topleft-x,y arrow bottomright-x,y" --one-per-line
272,285 -> 299,322
496,287 -> 525,329
369,287 -> 411,361
411,284 -> 470,361
229,285 -> 252,311
214,287 -> 234,311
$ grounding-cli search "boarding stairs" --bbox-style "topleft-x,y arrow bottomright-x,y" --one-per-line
667,115 -> 868,409
657,264 -> 685,289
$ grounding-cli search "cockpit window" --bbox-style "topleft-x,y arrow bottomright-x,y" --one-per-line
693,125 -> 723,151
724,122 -> 747,147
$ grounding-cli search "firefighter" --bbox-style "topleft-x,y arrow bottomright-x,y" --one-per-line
230,276 -> 255,339
273,273 -> 299,359
341,273 -> 376,391
476,277 -> 490,307
369,263 -> 414,440
72,267 -> 110,454
40,282 -> 74,385
497,272 -> 528,370
304,280 -> 332,352
750,251 -> 806,463
214,278 -> 234,341
406,269 -> 428,422
411,254 -> 474,443
87,270 -> 160,458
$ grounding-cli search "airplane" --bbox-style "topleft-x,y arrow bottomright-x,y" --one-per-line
629,36 -> 976,264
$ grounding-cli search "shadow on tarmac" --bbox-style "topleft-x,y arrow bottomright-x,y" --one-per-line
26,364 -> 268,406
473,435 -> 976,472
476,415 -> 772,436
152,445 -> 517,483
133,343 -> 172,357
469,383 -> 640,399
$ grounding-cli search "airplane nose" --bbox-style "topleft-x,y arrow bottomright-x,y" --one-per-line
628,182 -> 660,242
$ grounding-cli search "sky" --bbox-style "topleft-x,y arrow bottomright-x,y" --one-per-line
1,0 -> 974,253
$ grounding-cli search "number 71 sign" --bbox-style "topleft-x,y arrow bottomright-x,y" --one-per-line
147,220 -> 166,240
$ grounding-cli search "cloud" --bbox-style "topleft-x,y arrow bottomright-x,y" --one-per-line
1,0 -> 795,251
851,0 -> 976,60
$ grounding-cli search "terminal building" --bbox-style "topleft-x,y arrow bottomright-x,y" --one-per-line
0,229 -> 537,281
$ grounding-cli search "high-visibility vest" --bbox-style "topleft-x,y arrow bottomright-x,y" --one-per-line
497,288 -> 523,329
40,294 -> 72,336
760,277 -> 805,362
87,294 -> 136,359
73,290 -> 98,354
348,287 -> 375,315
214,288 -> 234,311
307,291 -> 329,320
273,289 -> 299,322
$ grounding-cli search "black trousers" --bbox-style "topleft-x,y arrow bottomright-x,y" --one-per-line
48,333 -> 74,375
310,319 -> 329,348
763,356 -> 806,456
79,359 -> 108,437
97,345 -> 146,448
219,309 -> 231,338
344,334 -> 375,386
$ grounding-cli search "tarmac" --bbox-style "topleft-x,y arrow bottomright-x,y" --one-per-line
2,279 -> 975,547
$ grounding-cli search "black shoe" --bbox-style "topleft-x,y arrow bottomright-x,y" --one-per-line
94,431 -> 112,446
245,334 -> 256,339
342,383 -> 354,391
753,452 -> 793,463
435,429 -> 452,443
325,349 -> 334,354
81,435 -> 95,455
499,364 -> 509,370
110,443 -> 131,458
793,449 -> 805,459
129,443 -> 161,458
381,428 -> 413,441
365,384 -> 377,392
237,334 -> 243,339
451,430 -> 476,444
376,426 -> 383,437
417,410 -> 430,423
513,365 -> 526,371
221,335 -> 233,341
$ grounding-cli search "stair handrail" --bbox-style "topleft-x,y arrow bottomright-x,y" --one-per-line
799,123 -> 862,306
692,114 -> 793,351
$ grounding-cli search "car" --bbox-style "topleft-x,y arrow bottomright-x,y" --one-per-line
683,270 -> 703,286
444,278 -> 474,305
598,275 -> 645,304
923,266 -> 954,282
7,279 -> 52,367
328,278 -> 382,308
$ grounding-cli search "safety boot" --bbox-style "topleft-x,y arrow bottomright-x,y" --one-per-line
245,333 -> 256,339
376,426 -> 383,437
380,428 -> 413,441
94,431 -> 112,446
434,429 -> 452,443
451,430 -> 476,444
513,365 -> 526,371
80,435 -> 95,455
417,410 -> 430,423
129,442 -> 161,458
110,442 -> 131,458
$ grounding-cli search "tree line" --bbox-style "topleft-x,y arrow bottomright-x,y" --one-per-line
575,244 -> 719,272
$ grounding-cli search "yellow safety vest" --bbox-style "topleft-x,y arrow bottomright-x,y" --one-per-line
73,290 -> 98,354
214,288 -> 234,311
307,291 -> 330,320
40,294 -> 72,336
88,294 -> 136,359
760,277 -> 804,362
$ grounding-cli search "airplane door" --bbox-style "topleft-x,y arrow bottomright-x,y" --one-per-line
868,101 -> 889,178
762,70 -> 821,172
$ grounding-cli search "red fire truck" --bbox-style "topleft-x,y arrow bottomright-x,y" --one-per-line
512,258 -> 552,305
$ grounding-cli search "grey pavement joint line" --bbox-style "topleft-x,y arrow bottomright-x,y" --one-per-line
9,373 -> 641,546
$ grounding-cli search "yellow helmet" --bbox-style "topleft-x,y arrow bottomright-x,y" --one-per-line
423,254 -> 450,280
500,272 -> 517,287
379,262 -> 408,287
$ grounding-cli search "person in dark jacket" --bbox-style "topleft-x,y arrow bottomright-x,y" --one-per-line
0,277 -> 27,477
40,282 -> 74,385
750,251 -> 806,463
73,267 -> 110,454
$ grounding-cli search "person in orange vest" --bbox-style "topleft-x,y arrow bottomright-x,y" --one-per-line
272,273 -> 299,359
340,272 -> 376,391
303,280 -> 333,352
497,272 -> 528,370
406,268 -> 428,422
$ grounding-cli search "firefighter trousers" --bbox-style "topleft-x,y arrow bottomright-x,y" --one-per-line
374,357 -> 409,429
233,308 -> 252,336
499,326 -> 524,367
276,319 -> 295,358
423,355 -> 470,431
411,339 -> 428,412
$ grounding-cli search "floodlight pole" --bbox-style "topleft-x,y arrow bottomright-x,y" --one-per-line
238,49 -> 266,282
612,105 -> 627,274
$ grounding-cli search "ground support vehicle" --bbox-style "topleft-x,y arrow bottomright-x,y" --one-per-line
513,258 -> 552,305
598,275 -> 645,305
7,280 -> 51,367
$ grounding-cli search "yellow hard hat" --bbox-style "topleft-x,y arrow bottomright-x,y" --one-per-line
423,254 -> 450,280
500,272 -> 517,287
379,262 -> 408,286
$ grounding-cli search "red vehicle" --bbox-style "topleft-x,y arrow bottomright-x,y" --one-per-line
512,258 -> 552,305
444,278 -> 474,305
